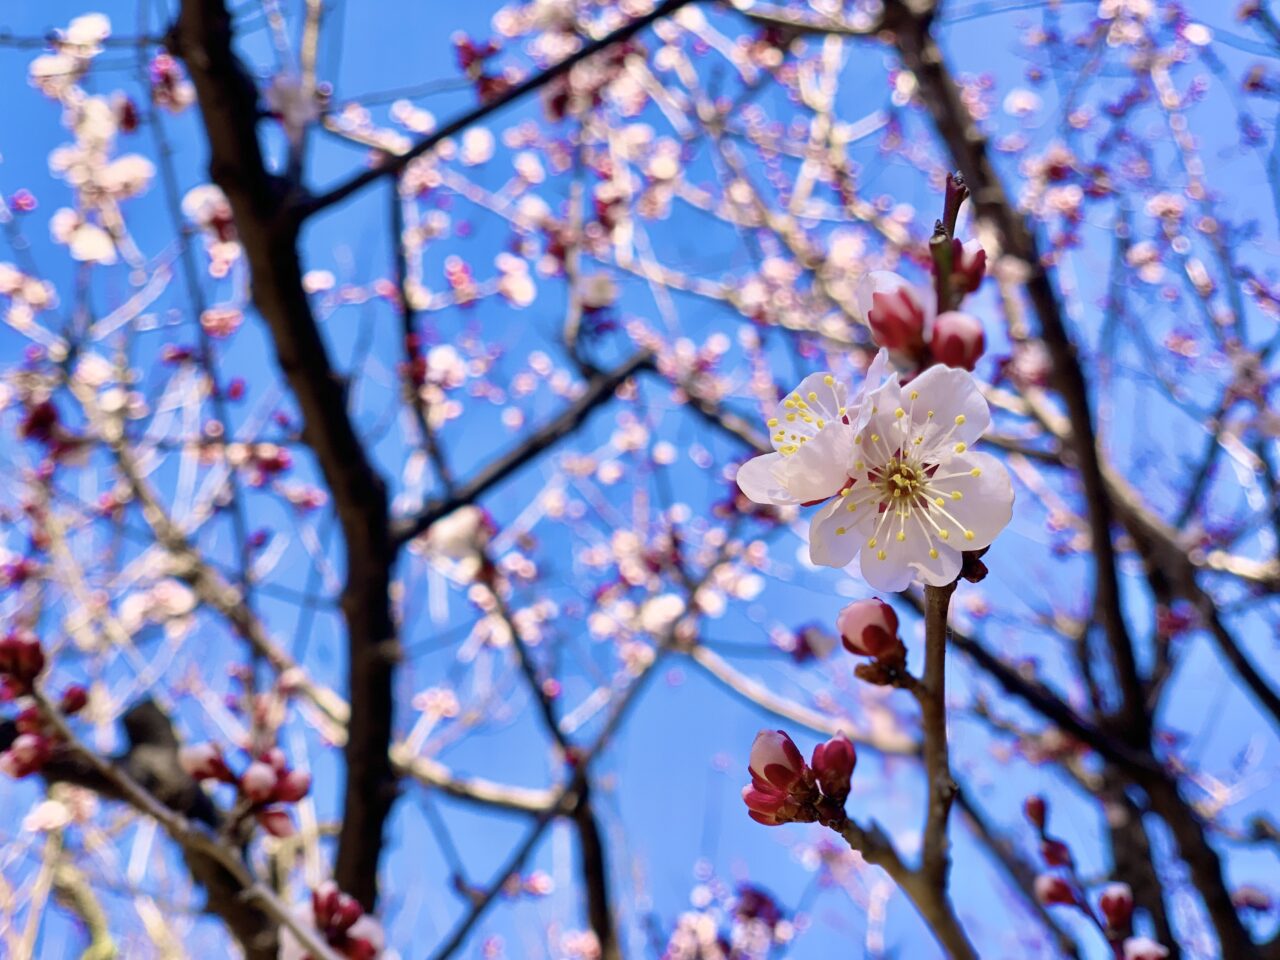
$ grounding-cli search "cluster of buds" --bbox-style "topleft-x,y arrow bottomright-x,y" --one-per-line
311,882 -> 381,959
741,729 -> 855,827
452,31 -> 510,102
858,175 -> 988,373
1027,795 -> 1166,957
0,682 -> 88,779
278,881 -> 384,960
179,743 -> 309,838
0,629 -> 45,697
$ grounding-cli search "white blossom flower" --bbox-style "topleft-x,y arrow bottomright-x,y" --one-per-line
736,350 -> 891,507
809,364 -> 1013,591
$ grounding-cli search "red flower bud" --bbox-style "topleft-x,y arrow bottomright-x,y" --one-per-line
1099,882 -> 1134,929
950,238 -> 987,295
274,768 -> 312,803
0,732 -> 50,778
868,287 -> 928,353
741,783 -> 798,826
1041,838 -> 1073,867
929,311 -> 985,371
58,684 -> 89,715
1023,794 -> 1047,829
179,742 -> 233,783
836,599 -> 902,661
1034,874 -> 1076,906
810,734 -> 856,803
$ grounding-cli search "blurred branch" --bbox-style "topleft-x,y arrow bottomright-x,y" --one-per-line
173,0 -> 397,910
391,351 -> 653,546
302,0 -> 703,217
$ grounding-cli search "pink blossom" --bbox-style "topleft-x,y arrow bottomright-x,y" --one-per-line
747,730 -> 807,792
1034,874 -> 1075,906
178,743 -> 233,783
1123,938 -> 1169,960
836,599 -> 902,660
1099,882 -> 1134,928
810,735 -> 856,802
929,311 -> 986,371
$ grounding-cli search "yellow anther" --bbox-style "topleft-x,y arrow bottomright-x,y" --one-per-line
876,550 -> 887,560
951,491 -> 962,500
868,538 -> 877,548
870,434 -> 880,443
927,410 -> 935,419
910,390 -> 919,400
935,497 -> 945,507
836,527 -> 846,535
816,418 -> 826,428
970,468 -> 982,477
784,399 -> 796,409
786,413 -> 797,422
894,407 -> 905,419
964,530 -> 975,541
823,375 -> 834,385
955,414 -> 966,425
939,530 -> 950,540
767,418 -> 779,427
929,548 -> 939,559
896,532 -> 906,542
846,502 -> 857,512
781,444 -> 798,455
954,442 -> 966,453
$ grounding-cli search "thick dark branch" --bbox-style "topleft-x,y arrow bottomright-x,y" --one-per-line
918,584 -> 958,889
303,0 -> 701,217
882,1 -> 1146,737
391,351 -> 653,546
172,0 -> 397,911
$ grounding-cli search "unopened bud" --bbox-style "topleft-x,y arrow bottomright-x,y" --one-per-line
1034,874 -> 1076,906
929,311 -> 985,371
810,734 -> 856,804
837,599 -> 903,662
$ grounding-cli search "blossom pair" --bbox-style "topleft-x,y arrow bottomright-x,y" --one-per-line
736,350 -> 1013,592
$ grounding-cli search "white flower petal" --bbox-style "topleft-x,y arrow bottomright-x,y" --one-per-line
809,499 -> 861,568
855,531 -> 915,592
775,423 -> 857,502
929,451 -> 1014,550
735,453 -> 797,505
68,223 -> 116,264
903,364 -> 991,447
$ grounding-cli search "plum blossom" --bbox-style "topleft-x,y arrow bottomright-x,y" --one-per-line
809,364 -> 1013,592
736,350 -> 891,508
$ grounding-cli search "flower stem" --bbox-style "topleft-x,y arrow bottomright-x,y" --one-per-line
919,582 -> 959,890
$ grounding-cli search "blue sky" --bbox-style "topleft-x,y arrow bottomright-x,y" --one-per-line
0,1 -> 1277,958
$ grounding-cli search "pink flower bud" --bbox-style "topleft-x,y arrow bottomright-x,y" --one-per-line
1123,937 -> 1170,960
259,746 -> 288,773
868,287 -> 928,353
1040,838 -> 1072,867
950,238 -> 987,294
1,732 -> 50,777
255,805 -> 295,838
178,743 -> 233,783
1023,794 -> 1047,829
747,730 -> 808,793
240,761 -> 279,803
741,784 -> 796,826
1099,882 -> 1134,929
1034,874 -> 1076,906
810,735 -> 856,803
313,880 -> 341,921
274,768 -> 312,803
929,311 -> 985,371
331,893 -> 364,934
836,599 -> 902,660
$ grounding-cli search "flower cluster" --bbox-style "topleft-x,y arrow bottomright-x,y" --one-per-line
179,742 -> 309,838
738,353 -> 1014,592
0,630 -> 90,778
856,250 -> 986,373
1026,795 -> 1169,958
741,730 -> 855,827
278,881 -> 384,960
